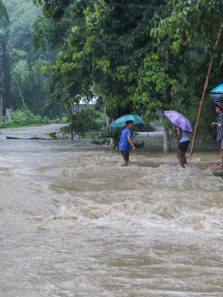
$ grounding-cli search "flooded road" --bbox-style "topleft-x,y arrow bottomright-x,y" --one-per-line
0,125 -> 223,297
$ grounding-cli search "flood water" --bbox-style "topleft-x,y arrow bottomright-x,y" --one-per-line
0,126 -> 223,297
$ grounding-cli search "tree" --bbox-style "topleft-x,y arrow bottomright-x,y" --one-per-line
34,0 -> 223,147
5,0 -> 49,113
151,0 -> 223,148
64,107 -> 102,139
34,1 -> 167,117
0,0 -> 61,116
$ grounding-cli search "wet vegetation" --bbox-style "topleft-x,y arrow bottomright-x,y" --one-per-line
0,108 -> 51,128
0,0 -> 223,141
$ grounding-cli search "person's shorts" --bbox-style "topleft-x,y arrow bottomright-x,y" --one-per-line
121,150 -> 130,162
217,139 -> 223,150
178,141 -> 190,152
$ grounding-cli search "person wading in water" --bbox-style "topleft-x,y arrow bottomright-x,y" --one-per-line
212,105 -> 223,168
177,128 -> 192,168
119,121 -> 136,166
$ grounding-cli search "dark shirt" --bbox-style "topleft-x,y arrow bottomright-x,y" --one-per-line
217,112 -> 223,141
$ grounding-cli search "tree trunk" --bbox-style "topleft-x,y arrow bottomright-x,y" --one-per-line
163,127 -> 171,152
71,130 -> 74,140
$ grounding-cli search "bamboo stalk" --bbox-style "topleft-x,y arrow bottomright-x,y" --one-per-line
190,23 -> 223,155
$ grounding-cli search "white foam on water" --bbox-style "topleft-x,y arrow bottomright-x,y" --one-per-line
0,138 -> 223,297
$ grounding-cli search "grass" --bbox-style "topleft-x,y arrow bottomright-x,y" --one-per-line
0,109 -> 65,129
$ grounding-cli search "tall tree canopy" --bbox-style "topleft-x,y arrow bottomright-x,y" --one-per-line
4,0 -> 48,113
33,0 -> 223,125
0,0 -> 63,116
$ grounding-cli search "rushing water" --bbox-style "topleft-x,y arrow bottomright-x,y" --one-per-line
0,128 -> 223,297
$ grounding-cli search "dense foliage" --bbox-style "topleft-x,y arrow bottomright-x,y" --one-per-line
0,0 -> 63,116
5,0 -> 49,113
33,0 -> 223,131
62,107 -> 106,137
0,108 -> 50,128
1,0 -> 223,142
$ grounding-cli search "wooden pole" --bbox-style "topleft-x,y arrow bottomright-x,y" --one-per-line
0,92 -> 3,121
190,23 -> 223,155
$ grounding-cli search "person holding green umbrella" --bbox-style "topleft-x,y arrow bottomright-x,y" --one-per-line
112,115 -> 143,166
119,120 -> 136,166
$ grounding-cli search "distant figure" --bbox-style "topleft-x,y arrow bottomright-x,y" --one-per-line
212,105 -> 223,168
119,121 -> 136,166
177,128 -> 192,168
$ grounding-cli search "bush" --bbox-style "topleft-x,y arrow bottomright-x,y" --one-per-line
62,108 -> 106,138
0,109 -> 50,128
92,125 -> 145,149
92,126 -> 121,147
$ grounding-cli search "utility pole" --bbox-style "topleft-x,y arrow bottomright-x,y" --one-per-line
0,39 -> 3,120
0,88 -> 3,120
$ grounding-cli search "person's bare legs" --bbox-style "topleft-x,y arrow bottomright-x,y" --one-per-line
177,149 -> 181,166
177,149 -> 185,168
177,149 -> 181,163
121,151 -> 129,167
182,151 -> 187,166
220,150 -> 223,168
122,160 -> 129,167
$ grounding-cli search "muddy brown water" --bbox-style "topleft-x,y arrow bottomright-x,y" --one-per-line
0,127 -> 223,297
